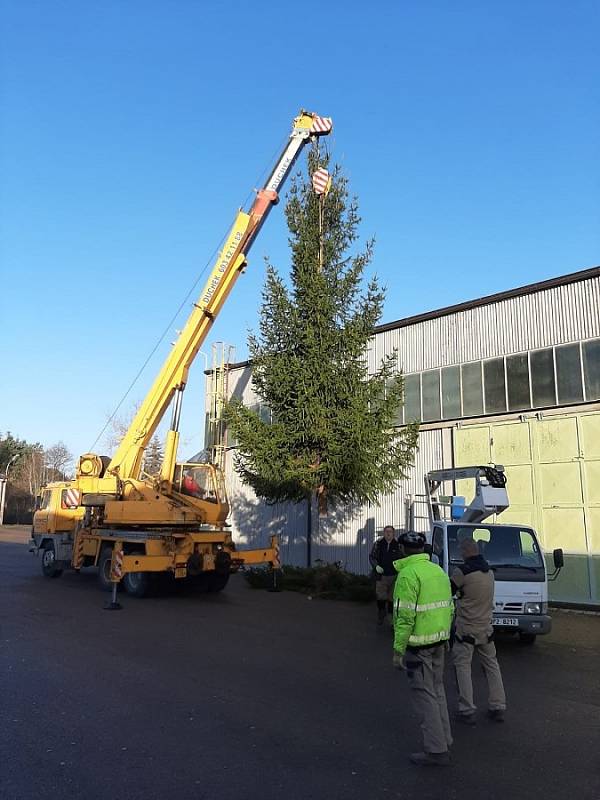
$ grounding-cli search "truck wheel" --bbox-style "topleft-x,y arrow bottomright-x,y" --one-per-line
123,569 -> 152,598
97,547 -> 115,592
207,572 -> 230,593
41,541 -> 63,578
519,633 -> 537,645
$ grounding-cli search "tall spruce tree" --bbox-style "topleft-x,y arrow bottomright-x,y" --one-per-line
224,144 -> 418,519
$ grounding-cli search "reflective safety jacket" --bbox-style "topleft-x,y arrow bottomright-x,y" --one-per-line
393,553 -> 453,655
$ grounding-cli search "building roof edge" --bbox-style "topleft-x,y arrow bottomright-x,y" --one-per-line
375,265 -> 600,335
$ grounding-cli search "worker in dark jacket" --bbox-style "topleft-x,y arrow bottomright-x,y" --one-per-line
451,537 -> 506,724
369,525 -> 402,624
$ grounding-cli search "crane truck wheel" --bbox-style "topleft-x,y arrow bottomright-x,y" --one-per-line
123,569 -> 152,598
97,547 -> 115,591
41,540 -> 63,578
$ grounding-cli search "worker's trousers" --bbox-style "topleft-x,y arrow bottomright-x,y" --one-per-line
375,574 -> 396,602
405,643 -> 453,754
452,633 -> 506,714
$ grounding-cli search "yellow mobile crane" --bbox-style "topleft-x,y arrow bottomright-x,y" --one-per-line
32,110 -> 333,601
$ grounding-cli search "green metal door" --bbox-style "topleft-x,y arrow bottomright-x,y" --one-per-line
453,411 -> 599,605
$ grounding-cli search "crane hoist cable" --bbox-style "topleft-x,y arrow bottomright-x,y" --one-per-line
88,132 -> 292,454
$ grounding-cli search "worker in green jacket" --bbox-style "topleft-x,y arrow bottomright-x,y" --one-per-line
393,531 -> 454,766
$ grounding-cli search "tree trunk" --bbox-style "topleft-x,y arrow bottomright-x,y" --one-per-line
306,494 -> 312,567
317,484 -> 328,518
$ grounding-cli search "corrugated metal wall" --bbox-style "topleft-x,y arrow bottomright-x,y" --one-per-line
214,274 -> 600,594
369,276 -> 600,373
224,422 -> 451,574
310,429 -> 449,573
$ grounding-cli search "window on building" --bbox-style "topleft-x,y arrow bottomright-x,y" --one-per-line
393,338 -> 598,428
582,338 -> 600,400
259,404 -> 272,424
506,353 -> 530,411
483,358 -> 507,414
461,362 -> 483,416
555,343 -> 583,404
386,378 -> 404,426
403,374 -> 421,422
225,425 -> 238,449
530,348 -> 556,407
441,366 -> 461,419
421,370 -> 441,421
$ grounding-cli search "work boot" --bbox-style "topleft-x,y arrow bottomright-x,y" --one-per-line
456,712 -> 477,726
487,709 -> 505,722
409,752 -> 451,767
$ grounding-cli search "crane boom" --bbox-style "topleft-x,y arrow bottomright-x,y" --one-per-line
104,111 -> 332,481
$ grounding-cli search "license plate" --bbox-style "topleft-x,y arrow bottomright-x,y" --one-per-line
174,567 -> 187,579
493,617 -> 519,626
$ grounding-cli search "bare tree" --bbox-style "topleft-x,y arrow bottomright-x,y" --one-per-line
102,404 -> 165,475
23,446 -> 45,496
8,444 -> 45,521
102,403 -> 141,453
45,441 -> 73,480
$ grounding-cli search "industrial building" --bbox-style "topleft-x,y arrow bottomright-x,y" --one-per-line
209,266 -> 600,606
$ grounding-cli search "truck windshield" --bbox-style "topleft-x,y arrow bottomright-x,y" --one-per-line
448,525 -> 544,570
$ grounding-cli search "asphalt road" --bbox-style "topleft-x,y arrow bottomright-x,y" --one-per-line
1,528 -> 599,800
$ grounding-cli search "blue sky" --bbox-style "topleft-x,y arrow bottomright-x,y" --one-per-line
1,1 -> 598,464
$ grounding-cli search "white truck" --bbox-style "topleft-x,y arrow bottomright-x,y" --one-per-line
407,465 -> 564,644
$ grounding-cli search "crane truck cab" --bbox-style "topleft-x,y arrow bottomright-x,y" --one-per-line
33,483 -> 84,535
415,466 -> 564,644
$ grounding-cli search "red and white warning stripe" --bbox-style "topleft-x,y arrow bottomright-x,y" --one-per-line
310,116 -> 333,134
273,541 -> 281,569
312,168 -> 331,196
112,549 -> 124,580
62,488 -> 80,509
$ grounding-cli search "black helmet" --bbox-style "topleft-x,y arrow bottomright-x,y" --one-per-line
399,531 -> 426,548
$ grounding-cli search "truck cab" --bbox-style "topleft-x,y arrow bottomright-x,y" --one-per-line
33,483 -> 84,536
411,465 -> 564,644
430,520 -> 563,642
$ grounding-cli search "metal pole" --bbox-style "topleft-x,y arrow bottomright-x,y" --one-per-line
104,542 -> 123,610
0,479 -> 6,526
306,494 -> 312,567
109,580 -> 120,608
318,196 -> 324,272
0,454 -> 19,525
